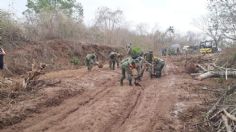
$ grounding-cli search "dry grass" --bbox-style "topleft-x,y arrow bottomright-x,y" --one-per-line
217,46 -> 236,68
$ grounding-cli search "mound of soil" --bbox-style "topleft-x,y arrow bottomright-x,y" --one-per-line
4,39 -> 124,76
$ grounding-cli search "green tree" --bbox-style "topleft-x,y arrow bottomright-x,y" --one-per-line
0,10 -> 22,42
22,0 -> 84,40
24,0 -> 83,21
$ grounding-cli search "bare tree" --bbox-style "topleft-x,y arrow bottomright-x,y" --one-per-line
194,0 -> 236,47
94,7 -> 123,45
185,31 -> 203,45
208,0 -> 236,41
136,23 -> 149,36
194,15 -> 223,48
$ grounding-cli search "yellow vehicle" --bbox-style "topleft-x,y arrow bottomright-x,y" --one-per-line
200,40 -> 218,54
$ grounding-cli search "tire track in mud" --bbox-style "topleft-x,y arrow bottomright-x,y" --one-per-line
2,68 -> 120,132
37,68 -> 143,132
120,91 -> 142,126
33,74 -> 118,131
116,58 -> 180,132
38,86 -> 114,132
45,87 -> 140,132
103,88 -> 143,132
117,81 -> 161,132
56,85 -> 114,120
3,58 -> 186,132
100,75 -> 148,131
27,87 -> 113,132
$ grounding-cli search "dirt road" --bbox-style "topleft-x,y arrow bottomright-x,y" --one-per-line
2,57 -> 203,132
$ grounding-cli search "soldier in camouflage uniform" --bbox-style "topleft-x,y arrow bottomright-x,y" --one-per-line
120,57 -> 136,86
150,57 -> 165,78
85,53 -> 97,71
109,51 -> 119,70
126,43 -> 132,56
144,51 -> 154,63
0,32 -> 6,71
116,53 -> 123,68
134,56 -> 145,81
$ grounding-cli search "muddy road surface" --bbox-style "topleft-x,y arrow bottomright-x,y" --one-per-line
2,57 -> 203,132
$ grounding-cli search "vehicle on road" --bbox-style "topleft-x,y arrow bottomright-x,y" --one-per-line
200,40 -> 218,54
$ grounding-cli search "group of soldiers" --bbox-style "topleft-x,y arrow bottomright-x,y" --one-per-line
84,46 -> 165,86
120,50 -> 165,86
84,51 -> 122,71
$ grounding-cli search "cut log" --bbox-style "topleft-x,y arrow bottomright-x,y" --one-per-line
221,114 -> 232,132
191,73 -> 202,76
223,109 -> 236,122
196,71 -> 236,80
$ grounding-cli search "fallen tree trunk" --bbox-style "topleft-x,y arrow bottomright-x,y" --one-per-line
196,71 -> 236,80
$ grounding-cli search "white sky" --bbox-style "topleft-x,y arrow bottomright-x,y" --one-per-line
0,0 -> 208,33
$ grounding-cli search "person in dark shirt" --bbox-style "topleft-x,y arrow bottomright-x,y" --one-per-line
0,48 -> 6,70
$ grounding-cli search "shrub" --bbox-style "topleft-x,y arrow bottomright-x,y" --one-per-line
130,46 -> 142,58
0,10 -> 23,43
217,46 -> 236,68
70,56 -> 80,65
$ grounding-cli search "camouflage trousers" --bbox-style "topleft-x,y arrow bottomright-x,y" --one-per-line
136,64 -> 145,81
109,59 -> 119,70
120,67 -> 132,86
85,59 -> 94,71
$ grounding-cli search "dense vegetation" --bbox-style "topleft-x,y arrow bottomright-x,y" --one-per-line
1,0 -> 208,51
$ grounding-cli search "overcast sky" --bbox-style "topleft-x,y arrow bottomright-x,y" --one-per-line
0,0 -> 208,33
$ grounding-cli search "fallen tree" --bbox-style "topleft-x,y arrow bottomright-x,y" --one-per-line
189,62 -> 236,80
186,55 -> 236,80
196,70 -> 236,80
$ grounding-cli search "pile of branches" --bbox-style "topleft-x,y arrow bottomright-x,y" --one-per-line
186,55 -> 236,80
198,86 -> 236,132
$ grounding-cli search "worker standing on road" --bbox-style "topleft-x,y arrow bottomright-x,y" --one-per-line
126,43 -> 132,55
134,56 -> 145,81
143,51 -> 154,72
85,53 -> 98,71
115,53 -> 123,68
109,51 -> 119,70
0,47 -> 6,78
120,57 -> 137,86
150,57 -> 165,78
0,48 -> 6,70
